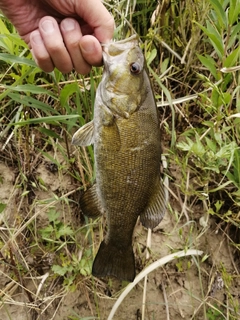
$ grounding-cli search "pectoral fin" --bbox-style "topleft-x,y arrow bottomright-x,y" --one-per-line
72,120 -> 94,146
80,184 -> 104,218
140,176 -> 167,229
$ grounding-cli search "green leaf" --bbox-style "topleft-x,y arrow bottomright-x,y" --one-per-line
40,225 -> 54,238
47,209 -> 60,222
206,21 -> 224,58
57,225 -> 74,237
223,46 -> 240,68
205,137 -> 217,152
0,203 -> 7,214
229,0 -> 240,25
228,22 -> 240,48
211,88 -> 220,108
222,92 -> 231,105
2,33 -> 28,49
52,265 -> 68,276
231,148 -> 240,185
209,0 -> 228,28
197,54 -> 218,79
8,93 -> 59,115
0,53 -> 37,67
0,35 -> 13,53
3,84 -> 55,97
191,135 -> 205,156
0,18 -> 10,35
177,137 -> 194,152
160,58 -> 170,74
0,19 -> 13,53
60,82 -> 79,111
146,48 -> 157,66
196,21 -> 224,59
13,114 -> 79,125
38,127 -> 62,139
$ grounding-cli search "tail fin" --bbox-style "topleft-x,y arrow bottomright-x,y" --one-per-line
92,241 -> 135,282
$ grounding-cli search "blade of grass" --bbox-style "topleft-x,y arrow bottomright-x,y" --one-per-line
107,249 -> 203,320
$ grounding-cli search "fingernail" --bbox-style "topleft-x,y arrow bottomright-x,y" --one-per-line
61,19 -> 75,31
41,20 -> 55,33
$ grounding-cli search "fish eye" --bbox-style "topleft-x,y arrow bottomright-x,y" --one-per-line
130,62 -> 141,75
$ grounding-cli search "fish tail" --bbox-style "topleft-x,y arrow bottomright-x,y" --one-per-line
92,241 -> 135,282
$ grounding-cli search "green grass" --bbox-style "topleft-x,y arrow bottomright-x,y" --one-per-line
0,0 -> 240,319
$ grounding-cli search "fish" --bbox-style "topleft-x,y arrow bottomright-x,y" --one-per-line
72,35 -> 166,282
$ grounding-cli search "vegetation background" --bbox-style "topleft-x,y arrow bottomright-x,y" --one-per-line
0,0 -> 239,319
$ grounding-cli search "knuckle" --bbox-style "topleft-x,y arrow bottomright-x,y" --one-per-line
45,42 -> 64,54
66,38 -> 80,50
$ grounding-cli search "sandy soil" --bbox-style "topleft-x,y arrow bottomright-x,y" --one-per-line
0,154 -> 239,320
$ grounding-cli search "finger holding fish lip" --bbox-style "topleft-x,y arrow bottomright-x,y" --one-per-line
60,19 -> 94,74
79,35 -> 104,68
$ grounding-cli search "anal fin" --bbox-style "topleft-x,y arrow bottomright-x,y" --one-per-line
140,176 -> 167,229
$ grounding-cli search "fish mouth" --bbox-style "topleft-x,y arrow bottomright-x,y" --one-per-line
101,34 -> 139,56
101,34 -> 140,71
102,51 -> 109,71
101,34 -> 138,47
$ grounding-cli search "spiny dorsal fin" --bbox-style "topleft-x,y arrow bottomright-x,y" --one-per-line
72,120 -> 94,146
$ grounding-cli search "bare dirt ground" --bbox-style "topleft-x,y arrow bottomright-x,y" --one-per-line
0,149 -> 239,320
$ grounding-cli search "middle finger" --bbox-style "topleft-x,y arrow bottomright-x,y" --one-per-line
60,18 -> 91,74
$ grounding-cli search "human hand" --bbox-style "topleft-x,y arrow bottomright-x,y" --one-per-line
0,0 -> 114,73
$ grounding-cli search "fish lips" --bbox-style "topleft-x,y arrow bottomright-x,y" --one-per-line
102,51 -> 110,72
101,34 -> 139,67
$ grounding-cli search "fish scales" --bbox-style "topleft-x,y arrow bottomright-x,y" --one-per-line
72,35 -> 166,282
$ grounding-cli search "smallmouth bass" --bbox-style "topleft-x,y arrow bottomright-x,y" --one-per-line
72,35 -> 166,282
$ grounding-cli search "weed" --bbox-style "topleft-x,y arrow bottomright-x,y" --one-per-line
206,304 -> 224,320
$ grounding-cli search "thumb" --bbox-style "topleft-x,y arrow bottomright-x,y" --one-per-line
77,0 -> 114,43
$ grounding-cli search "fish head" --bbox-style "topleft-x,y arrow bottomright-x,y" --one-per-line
101,35 -> 147,116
